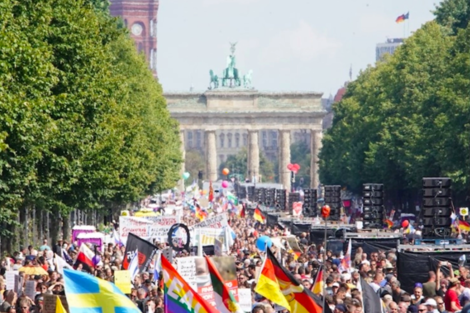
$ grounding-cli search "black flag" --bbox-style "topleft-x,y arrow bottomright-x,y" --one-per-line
123,233 -> 158,272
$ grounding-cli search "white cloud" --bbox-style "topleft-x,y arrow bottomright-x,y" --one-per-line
259,20 -> 341,65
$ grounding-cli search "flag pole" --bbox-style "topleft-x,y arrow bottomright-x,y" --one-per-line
322,217 -> 328,312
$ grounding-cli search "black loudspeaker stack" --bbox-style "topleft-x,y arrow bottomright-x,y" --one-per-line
288,192 -> 300,215
363,183 -> 384,229
324,185 -> 341,220
247,186 -> 255,202
422,177 -> 452,238
303,189 -> 318,217
276,189 -> 287,211
265,188 -> 276,207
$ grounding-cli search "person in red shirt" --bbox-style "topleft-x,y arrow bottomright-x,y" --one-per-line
445,277 -> 462,312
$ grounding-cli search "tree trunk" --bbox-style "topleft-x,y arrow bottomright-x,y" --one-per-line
62,212 -> 71,242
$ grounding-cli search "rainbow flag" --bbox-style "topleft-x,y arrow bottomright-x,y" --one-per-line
254,208 -> 266,223
396,12 -> 409,23
459,220 -> 470,232
161,256 -> 217,313
205,256 -> 243,313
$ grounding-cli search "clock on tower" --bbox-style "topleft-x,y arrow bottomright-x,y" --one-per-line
109,0 -> 159,77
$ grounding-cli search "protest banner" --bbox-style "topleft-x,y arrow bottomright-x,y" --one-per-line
190,214 -> 228,231
114,270 -> 131,294
119,216 -> 180,243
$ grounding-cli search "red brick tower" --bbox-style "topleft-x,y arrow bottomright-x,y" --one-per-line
110,0 -> 159,77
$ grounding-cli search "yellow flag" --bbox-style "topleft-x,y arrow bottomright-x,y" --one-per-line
56,296 -> 66,313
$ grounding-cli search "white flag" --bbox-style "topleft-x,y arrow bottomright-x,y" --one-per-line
128,249 -> 139,281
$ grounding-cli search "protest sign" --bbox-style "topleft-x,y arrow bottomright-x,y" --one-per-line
190,214 -> 228,231
24,280 -> 36,300
120,216 -> 180,243
44,295 -> 69,313
214,239 -> 222,256
114,270 -> 131,294
5,271 -> 18,291
238,288 -> 252,312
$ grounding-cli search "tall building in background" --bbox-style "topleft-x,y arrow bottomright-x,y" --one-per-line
110,0 -> 159,77
376,38 -> 404,61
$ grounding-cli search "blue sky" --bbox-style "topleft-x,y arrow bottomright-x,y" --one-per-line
157,0 -> 437,96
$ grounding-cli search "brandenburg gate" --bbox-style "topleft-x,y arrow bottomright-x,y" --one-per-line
164,44 -> 325,191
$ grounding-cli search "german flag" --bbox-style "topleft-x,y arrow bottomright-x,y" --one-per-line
255,254 -> 290,309
265,249 -> 329,313
396,12 -> 409,23
459,220 -> 470,232
312,265 -> 324,295
254,207 -> 266,223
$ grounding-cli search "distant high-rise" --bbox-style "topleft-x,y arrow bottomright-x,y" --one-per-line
110,0 -> 159,77
376,38 -> 404,61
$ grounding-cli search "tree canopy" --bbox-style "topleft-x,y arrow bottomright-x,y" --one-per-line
0,0 -> 181,240
319,18 -> 470,208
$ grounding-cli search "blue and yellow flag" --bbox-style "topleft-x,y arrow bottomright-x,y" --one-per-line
63,269 -> 140,313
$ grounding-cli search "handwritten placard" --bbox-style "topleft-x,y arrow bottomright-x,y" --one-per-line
5,271 -> 18,291
24,280 -> 36,300
238,288 -> 252,313
114,270 -> 131,294
176,258 -> 197,290
43,295 -> 69,313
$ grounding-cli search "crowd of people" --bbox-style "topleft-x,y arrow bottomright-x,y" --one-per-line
0,198 -> 469,313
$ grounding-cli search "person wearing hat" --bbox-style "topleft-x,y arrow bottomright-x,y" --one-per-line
423,298 -> 439,313
444,277 -> 461,312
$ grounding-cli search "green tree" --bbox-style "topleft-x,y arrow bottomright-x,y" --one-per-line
219,149 -> 275,182
434,0 -> 470,34
185,149 -> 205,181
290,141 -> 311,188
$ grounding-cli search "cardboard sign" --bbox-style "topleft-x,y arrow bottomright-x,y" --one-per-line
114,270 -> 131,294
214,239 -> 222,256
5,271 -> 18,291
238,288 -> 252,312
24,280 -> 36,300
43,295 -> 69,313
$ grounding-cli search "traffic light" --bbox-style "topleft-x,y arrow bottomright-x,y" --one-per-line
276,189 -> 287,211
324,185 -> 341,220
303,189 -> 318,217
422,177 -> 452,238
362,183 -> 384,229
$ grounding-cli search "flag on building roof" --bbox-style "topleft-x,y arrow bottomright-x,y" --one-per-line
264,249 -> 326,313
74,244 -> 95,272
205,256 -> 243,313
161,256 -> 218,313
459,220 -> 470,232
254,208 -> 266,223
396,12 -> 409,23
63,269 -> 140,313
